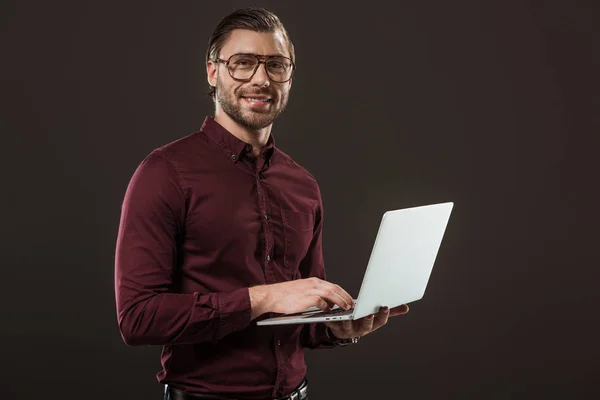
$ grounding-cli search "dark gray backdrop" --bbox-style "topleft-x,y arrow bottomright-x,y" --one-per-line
2,0 -> 599,399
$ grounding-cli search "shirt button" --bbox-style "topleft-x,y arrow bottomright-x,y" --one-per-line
264,214 -> 269,220
230,154 -> 237,161
277,340 -> 281,346
266,255 -> 271,262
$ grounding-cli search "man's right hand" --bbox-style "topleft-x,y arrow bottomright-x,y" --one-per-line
248,278 -> 354,320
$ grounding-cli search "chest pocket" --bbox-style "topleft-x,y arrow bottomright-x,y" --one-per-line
281,209 -> 315,273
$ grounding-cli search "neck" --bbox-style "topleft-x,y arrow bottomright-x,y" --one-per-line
214,108 -> 271,157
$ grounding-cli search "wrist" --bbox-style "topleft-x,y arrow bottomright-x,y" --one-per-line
249,285 -> 271,320
325,326 -> 360,347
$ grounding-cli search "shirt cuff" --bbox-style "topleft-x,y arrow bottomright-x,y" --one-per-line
215,287 -> 252,340
303,322 -> 337,349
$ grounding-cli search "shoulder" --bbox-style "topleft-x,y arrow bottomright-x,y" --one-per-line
138,130 -> 211,175
152,131 -> 205,164
132,131 -> 206,192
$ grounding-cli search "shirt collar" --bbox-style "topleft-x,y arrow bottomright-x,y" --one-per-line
200,116 -> 275,163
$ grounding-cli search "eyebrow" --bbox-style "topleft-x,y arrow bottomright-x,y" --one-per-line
233,52 -> 288,58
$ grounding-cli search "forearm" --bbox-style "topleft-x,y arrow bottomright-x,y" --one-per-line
117,287 -> 251,346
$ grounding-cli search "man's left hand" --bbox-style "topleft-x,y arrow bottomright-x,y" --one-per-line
324,304 -> 409,340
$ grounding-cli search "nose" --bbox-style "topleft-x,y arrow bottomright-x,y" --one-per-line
251,62 -> 271,88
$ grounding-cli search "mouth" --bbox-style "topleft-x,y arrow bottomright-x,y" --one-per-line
241,95 -> 273,107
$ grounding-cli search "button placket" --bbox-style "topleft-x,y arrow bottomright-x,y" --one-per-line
255,157 -> 274,280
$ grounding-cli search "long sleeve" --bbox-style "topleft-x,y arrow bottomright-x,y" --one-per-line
298,186 -> 336,349
114,151 -> 251,347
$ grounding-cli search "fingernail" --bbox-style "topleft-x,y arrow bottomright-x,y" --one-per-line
381,306 -> 389,312
367,314 -> 374,319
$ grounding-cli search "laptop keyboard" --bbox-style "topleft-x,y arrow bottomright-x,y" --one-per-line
303,308 -> 354,319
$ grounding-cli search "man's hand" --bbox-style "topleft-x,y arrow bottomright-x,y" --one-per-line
249,278 -> 354,320
324,304 -> 410,340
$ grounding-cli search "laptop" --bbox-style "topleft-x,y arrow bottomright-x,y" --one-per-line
256,202 -> 454,326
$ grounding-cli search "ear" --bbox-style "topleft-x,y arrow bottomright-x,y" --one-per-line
207,60 -> 218,88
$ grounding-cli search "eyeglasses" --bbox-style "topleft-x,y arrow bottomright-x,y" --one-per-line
214,53 -> 295,83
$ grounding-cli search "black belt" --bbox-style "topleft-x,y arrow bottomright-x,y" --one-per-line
165,379 -> 308,400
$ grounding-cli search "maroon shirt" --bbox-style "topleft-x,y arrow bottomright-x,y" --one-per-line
114,116 -> 335,399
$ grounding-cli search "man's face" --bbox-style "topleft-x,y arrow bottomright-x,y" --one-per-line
208,29 -> 293,130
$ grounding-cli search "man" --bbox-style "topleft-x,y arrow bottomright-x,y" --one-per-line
114,7 -> 409,400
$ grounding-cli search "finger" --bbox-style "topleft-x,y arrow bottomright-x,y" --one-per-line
342,318 -> 353,334
317,285 -> 352,310
314,281 -> 354,312
324,320 -> 343,329
331,291 -> 352,310
323,299 -> 336,309
359,313 -> 375,332
389,304 -> 409,317
371,307 -> 390,330
323,282 -> 354,309
334,285 -> 355,308
315,297 -> 330,312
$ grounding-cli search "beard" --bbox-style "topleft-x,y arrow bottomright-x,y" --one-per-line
215,78 -> 289,130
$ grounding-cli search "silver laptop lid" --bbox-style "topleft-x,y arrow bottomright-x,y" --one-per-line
352,202 -> 454,320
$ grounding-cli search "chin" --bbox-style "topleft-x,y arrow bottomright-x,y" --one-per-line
244,116 -> 275,129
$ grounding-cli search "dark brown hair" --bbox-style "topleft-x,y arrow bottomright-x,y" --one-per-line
205,7 -> 295,99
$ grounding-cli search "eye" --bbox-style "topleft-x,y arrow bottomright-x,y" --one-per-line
230,55 -> 257,68
267,58 -> 289,71
269,62 -> 284,70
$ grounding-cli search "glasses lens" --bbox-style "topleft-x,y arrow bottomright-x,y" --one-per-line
228,55 -> 259,80
227,55 -> 293,82
266,57 -> 293,82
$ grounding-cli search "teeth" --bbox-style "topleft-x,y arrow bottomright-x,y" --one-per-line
245,97 -> 269,102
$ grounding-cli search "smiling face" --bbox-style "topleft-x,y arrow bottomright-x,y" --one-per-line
207,29 -> 293,130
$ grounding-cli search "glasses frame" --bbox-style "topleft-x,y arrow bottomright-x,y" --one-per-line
214,53 -> 296,83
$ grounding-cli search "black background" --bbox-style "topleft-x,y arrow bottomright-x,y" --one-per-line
2,1 -> 599,399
